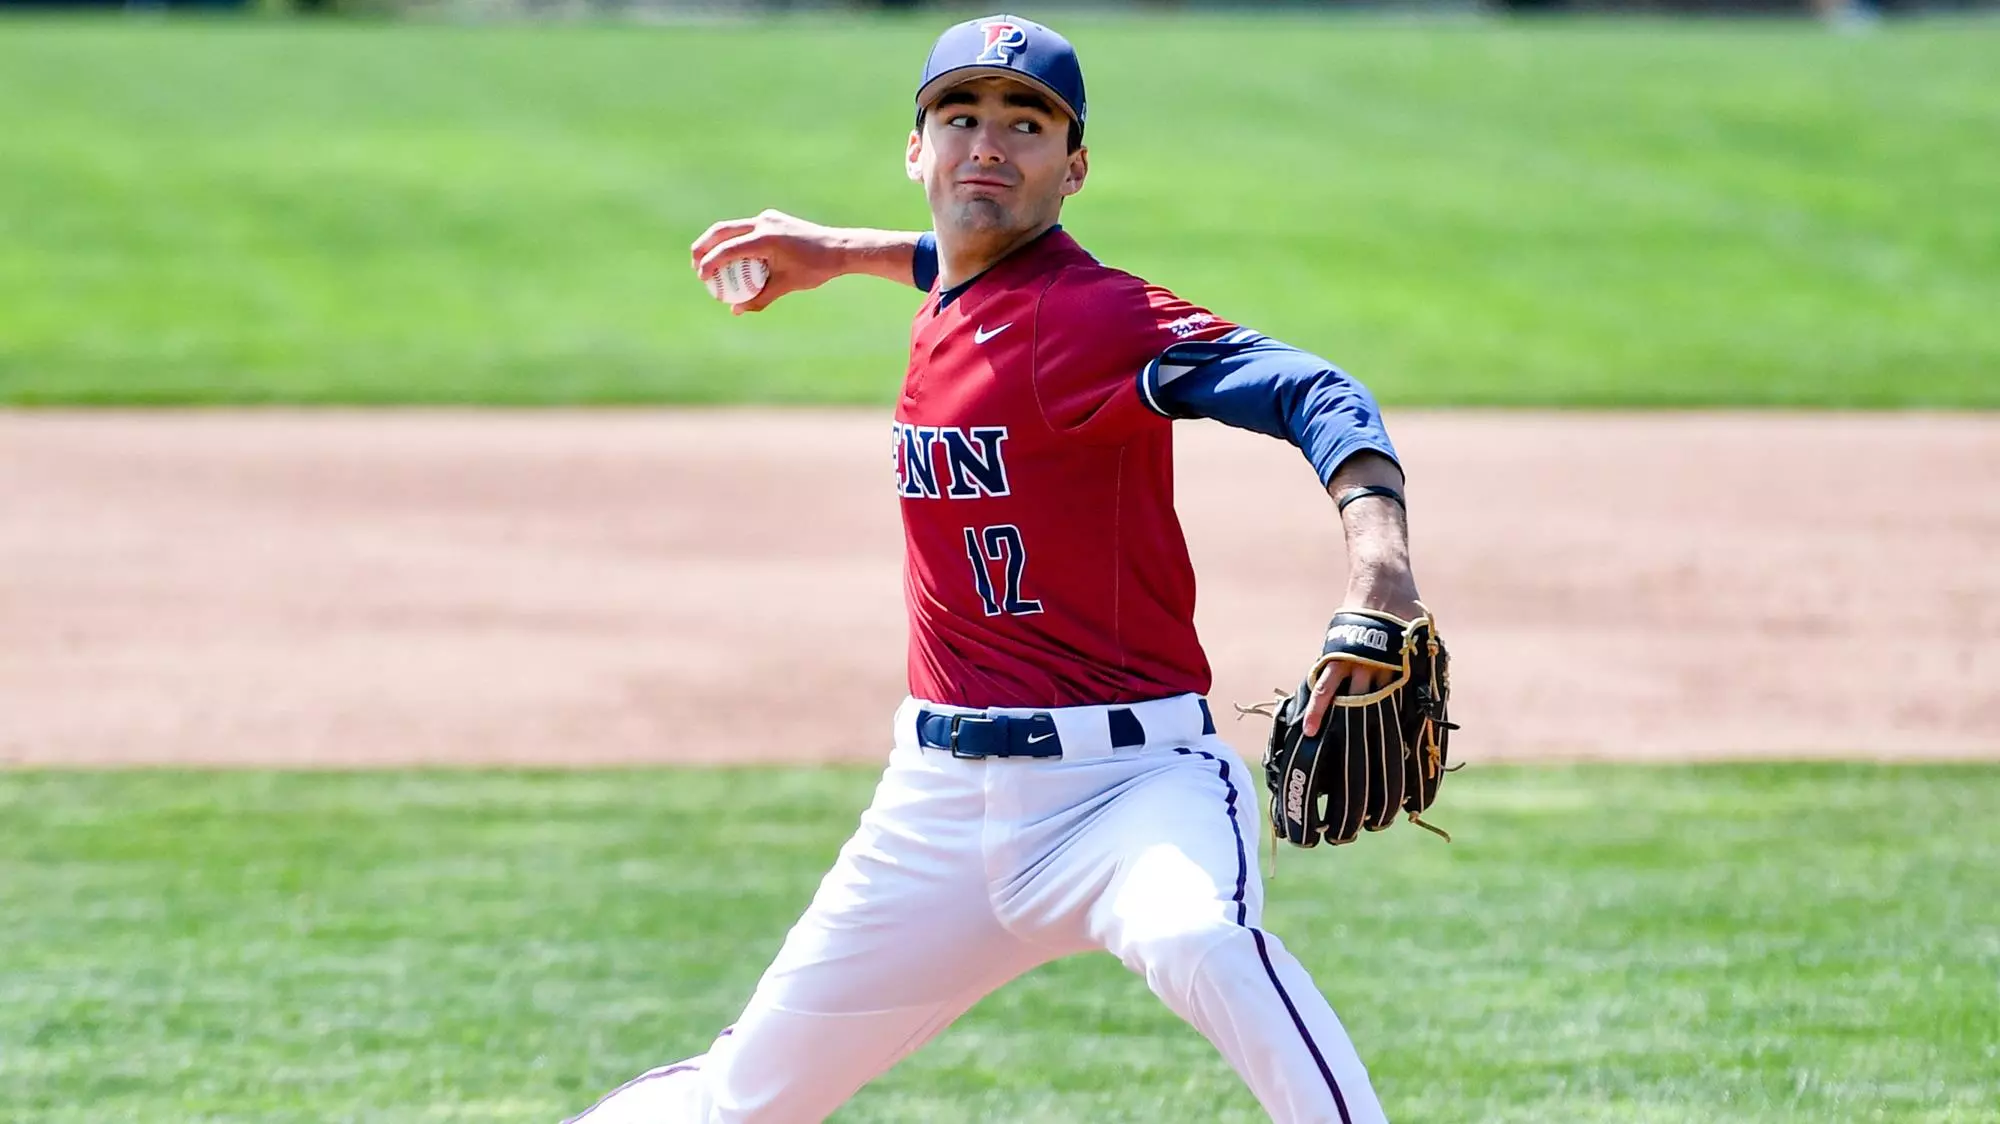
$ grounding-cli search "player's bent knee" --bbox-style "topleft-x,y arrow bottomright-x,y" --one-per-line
1117,921 -> 1265,1008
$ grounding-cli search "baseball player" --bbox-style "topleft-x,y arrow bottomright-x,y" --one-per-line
568,14 -> 1428,1123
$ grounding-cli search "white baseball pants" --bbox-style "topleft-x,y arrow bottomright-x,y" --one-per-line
565,694 -> 1387,1124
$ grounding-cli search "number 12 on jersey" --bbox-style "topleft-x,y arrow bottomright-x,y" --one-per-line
963,525 -> 1042,616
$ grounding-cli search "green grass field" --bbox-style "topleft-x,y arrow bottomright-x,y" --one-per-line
3,765 -> 1996,1123
2,17 -> 1996,407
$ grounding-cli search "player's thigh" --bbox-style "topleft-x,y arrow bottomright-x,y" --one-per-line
749,744 -> 1038,1013
1074,740 -> 1268,953
699,748 -> 1057,1120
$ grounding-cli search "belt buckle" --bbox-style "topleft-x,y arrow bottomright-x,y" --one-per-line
948,714 -> 992,759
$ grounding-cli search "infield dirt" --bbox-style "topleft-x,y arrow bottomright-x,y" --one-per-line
2,410 -> 1993,767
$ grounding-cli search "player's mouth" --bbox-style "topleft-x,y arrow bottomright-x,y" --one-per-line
957,176 -> 1016,190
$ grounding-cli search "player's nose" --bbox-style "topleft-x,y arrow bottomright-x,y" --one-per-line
967,123 -> 1009,164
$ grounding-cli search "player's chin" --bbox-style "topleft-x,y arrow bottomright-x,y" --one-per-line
944,198 -> 1017,232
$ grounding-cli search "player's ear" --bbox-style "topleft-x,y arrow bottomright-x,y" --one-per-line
1060,145 -> 1088,198
906,128 -> 924,182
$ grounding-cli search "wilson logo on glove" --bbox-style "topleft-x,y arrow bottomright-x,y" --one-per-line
1324,623 -> 1390,652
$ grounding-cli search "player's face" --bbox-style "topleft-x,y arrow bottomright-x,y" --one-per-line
907,76 -> 1087,239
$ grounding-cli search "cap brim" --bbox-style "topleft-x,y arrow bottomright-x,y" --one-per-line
915,65 -> 1080,126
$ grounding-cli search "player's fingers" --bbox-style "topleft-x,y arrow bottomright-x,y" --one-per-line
690,217 -> 756,255
1346,665 -> 1386,697
695,233 -> 770,282
689,219 -> 758,271
1301,660 -> 1347,738
1301,659 -> 1392,736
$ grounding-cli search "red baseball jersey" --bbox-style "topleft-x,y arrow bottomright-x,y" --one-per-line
894,229 -> 1239,708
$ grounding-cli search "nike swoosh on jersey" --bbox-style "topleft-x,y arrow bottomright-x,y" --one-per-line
974,323 -> 1012,344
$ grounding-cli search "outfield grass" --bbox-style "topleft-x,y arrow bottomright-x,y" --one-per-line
1,17 -> 1995,407
2,765 -> 1996,1122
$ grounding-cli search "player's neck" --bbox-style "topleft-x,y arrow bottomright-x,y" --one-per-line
934,219 -> 1059,291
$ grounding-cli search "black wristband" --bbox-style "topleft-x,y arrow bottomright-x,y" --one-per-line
1335,485 -> 1406,514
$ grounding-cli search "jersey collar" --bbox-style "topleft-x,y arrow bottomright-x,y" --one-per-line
934,224 -> 1066,313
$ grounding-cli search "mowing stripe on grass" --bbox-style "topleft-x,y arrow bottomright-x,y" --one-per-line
0,19 -> 1995,407
4,764 -> 1996,1122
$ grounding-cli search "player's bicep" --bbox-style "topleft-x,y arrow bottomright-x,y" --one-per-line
1143,333 -> 1399,485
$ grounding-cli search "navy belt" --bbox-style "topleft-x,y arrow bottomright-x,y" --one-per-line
915,700 -> 1215,759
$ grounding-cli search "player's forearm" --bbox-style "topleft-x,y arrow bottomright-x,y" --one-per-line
831,228 -> 931,288
691,213 -> 930,307
1327,452 -> 1419,606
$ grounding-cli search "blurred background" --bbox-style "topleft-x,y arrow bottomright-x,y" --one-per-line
2,3 -> 1995,407
6,0 -> 1997,20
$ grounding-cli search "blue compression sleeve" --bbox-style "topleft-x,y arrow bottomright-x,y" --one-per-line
1138,329 -> 1398,485
913,232 -> 939,292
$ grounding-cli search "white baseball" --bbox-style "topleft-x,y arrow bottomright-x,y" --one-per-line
705,257 -> 770,305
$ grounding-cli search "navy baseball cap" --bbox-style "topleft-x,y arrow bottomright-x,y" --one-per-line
915,14 -> 1086,135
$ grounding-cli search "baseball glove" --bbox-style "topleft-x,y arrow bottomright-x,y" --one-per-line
1245,607 -> 1456,849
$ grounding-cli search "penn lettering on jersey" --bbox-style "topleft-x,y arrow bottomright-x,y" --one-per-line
894,423 -> 1013,499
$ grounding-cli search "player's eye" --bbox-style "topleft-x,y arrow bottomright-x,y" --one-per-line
1013,119 -> 1041,135
946,114 -> 976,128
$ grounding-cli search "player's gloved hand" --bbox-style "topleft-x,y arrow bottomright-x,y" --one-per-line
690,209 -> 848,315
1246,580 -> 1456,849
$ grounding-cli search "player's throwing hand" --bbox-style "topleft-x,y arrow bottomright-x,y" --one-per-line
689,209 -> 840,315
691,210 -> 927,316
